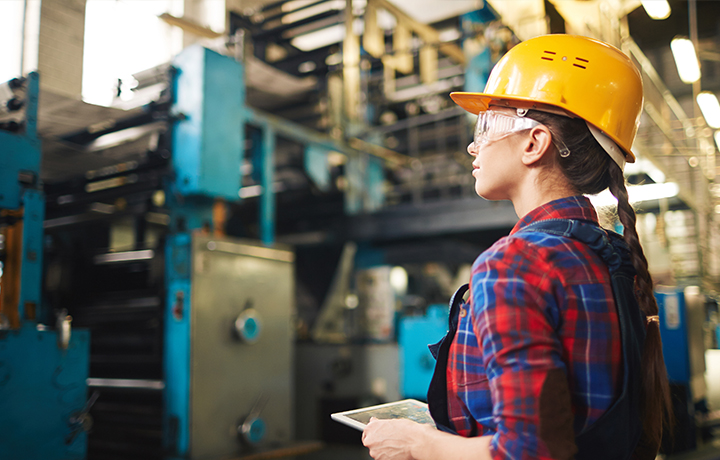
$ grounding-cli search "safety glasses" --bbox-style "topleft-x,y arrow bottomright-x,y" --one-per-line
471,110 -> 570,157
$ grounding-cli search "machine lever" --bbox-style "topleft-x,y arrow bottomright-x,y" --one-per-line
238,393 -> 269,445
66,391 -> 99,444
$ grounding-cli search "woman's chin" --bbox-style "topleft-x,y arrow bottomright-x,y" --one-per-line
475,187 -> 501,201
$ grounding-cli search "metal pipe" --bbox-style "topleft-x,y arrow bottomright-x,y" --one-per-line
373,0 -> 466,65
87,378 -> 165,390
93,250 -> 154,264
20,0 -> 27,74
260,126 -> 276,246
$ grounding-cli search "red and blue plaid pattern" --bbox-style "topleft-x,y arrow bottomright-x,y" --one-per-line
447,196 -> 622,459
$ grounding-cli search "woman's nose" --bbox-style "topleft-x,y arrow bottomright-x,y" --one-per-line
467,142 -> 478,156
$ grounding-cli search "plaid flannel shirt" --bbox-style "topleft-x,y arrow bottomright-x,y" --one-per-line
447,196 -> 622,459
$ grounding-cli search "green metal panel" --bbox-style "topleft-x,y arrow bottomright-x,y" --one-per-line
189,235 -> 294,458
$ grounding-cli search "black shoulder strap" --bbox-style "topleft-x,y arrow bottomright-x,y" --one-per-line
426,283 -> 469,434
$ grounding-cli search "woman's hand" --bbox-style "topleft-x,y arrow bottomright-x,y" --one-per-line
361,418 -> 430,460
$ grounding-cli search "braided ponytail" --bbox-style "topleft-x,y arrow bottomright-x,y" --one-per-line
608,163 -> 673,449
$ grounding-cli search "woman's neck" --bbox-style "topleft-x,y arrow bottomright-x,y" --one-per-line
511,171 -> 577,218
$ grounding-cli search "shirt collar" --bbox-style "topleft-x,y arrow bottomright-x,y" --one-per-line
510,195 -> 600,235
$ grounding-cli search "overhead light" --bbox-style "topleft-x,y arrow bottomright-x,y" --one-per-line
291,23 -> 344,51
641,0 -> 671,20
670,37 -> 701,84
281,1 -> 344,24
389,266 -> 408,296
325,53 -> 342,66
298,61 -> 317,73
697,92 -> 720,128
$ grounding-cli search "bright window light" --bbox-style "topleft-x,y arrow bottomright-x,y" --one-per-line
282,0 -> 317,13
588,182 -> 680,208
0,1 -> 25,82
670,37 -> 701,84
83,0 -> 184,107
291,23 -> 345,51
623,157 -> 666,184
697,92 -> 720,129
641,0 -> 671,20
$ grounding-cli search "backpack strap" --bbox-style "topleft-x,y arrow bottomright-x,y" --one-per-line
520,218 -> 644,460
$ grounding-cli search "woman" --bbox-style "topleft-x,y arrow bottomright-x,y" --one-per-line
362,34 -> 672,460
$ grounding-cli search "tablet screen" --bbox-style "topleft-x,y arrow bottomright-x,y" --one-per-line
331,399 -> 436,431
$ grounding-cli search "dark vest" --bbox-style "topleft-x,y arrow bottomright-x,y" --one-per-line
427,219 -> 646,459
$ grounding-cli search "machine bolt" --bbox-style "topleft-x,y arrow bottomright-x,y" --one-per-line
234,308 -> 261,344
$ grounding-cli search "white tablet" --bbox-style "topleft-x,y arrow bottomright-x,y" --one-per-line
331,399 -> 436,431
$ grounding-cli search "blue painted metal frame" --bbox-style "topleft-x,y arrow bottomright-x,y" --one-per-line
18,189 -> 45,321
163,233 -> 193,458
172,46 -> 244,201
0,73 -> 44,320
245,104 -> 389,219
0,325 -> 90,460
261,126 -> 275,245
0,72 -> 90,460
0,73 -> 40,210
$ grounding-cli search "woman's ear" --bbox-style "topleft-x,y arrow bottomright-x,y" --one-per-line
521,125 -> 554,166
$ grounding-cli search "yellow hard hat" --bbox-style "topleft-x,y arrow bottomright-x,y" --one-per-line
451,34 -> 643,164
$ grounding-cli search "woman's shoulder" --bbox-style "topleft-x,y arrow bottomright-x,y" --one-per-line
472,227 -> 597,275
472,231 -> 559,270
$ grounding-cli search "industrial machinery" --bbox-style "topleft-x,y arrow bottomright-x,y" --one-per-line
34,5 -> 511,454
12,2 -> 717,458
36,46 -> 304,459
32,32 -> 411,457
0,74 -> 92,460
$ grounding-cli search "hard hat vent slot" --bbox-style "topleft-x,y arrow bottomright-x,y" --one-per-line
542,50 -> 556,61
573,57 -> 589,69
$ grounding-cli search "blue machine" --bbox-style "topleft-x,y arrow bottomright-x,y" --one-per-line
0,73 -> 91,460
164,46 -> 247,457
398,305 -> 448,400
655,286 -> 709,453
656,287 -> 707,386
656,288 -> 692,384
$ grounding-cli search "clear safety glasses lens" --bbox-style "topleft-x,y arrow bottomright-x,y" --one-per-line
472,111 -> 540,147
471,111 -> 571,157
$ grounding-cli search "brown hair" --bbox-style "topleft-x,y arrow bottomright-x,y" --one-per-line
527,110 -> 673,450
